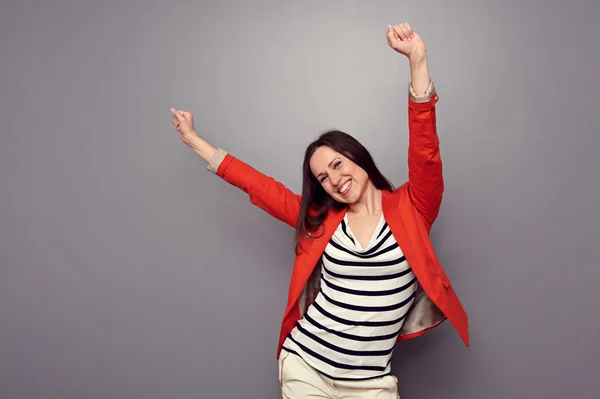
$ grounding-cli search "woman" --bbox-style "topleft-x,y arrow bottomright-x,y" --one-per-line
171,22 -> 468,399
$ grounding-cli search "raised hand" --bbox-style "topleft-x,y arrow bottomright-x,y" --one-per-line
171,108 -> 198,146
386,22 -> 427,62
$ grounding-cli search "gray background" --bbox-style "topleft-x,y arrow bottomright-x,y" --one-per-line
1,0 -> 599,398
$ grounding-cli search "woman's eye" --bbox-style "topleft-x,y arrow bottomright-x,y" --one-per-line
320,176 -> 328,183
334,161 -> 341,169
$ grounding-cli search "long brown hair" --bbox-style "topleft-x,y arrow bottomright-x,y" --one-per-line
295,130 -> 394,252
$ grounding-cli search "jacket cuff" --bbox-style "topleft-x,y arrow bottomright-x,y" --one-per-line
207,148 -> 228,174
409,79 -> 435,103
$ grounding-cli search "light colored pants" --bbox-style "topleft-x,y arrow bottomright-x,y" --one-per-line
278,350 -> 400,399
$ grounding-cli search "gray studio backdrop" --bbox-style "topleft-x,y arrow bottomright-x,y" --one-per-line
1,1 -> 598,398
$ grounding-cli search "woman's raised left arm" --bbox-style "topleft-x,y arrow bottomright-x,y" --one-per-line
387,23 -> 443,227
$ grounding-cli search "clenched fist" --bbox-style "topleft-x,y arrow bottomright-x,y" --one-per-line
171,108 -> 198,145
386,22 -> 426,62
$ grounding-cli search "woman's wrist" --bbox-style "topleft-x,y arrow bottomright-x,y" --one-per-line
186,134 -> 217,164
408,53 -> 431,97
408,48 -> 427,66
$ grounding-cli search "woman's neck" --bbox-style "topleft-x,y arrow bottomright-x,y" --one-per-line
348,181 -> 382,216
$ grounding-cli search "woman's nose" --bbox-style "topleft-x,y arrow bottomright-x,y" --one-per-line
332,173 -> 342,186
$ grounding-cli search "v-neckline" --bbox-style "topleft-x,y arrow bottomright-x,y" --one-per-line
343,212 -> 385,251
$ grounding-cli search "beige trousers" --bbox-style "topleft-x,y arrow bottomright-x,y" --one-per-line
278,350 -> 400,399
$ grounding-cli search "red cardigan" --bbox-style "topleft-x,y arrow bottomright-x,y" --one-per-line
213,91 -> 469,358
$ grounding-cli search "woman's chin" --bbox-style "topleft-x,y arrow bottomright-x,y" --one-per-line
334,191 -> 357,204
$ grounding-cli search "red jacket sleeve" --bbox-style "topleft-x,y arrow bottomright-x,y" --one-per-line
215,154 -> 301,228
406,92 -> 444,229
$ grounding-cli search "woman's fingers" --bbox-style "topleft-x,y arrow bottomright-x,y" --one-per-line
395,23 -> 410,41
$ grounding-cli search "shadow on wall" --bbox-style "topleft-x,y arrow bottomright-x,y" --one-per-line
391,325 -> 472,397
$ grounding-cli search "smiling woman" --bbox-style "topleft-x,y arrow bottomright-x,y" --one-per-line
300,130 -> 395,249
170,21 -> 469,399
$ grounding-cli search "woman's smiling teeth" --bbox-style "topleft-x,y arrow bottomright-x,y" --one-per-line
338,180 -> 352,195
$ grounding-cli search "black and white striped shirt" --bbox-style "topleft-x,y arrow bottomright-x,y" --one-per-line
281,213 -> 418,380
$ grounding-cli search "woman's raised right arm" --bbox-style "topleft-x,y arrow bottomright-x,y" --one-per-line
171,109 -> 301,228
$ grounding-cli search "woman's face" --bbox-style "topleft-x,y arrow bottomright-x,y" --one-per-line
309,146 -> 369,204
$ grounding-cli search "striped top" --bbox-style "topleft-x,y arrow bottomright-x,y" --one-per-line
281,212 -> 418,380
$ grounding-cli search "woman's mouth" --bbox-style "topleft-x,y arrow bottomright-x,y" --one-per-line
338,179 -> 352,195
